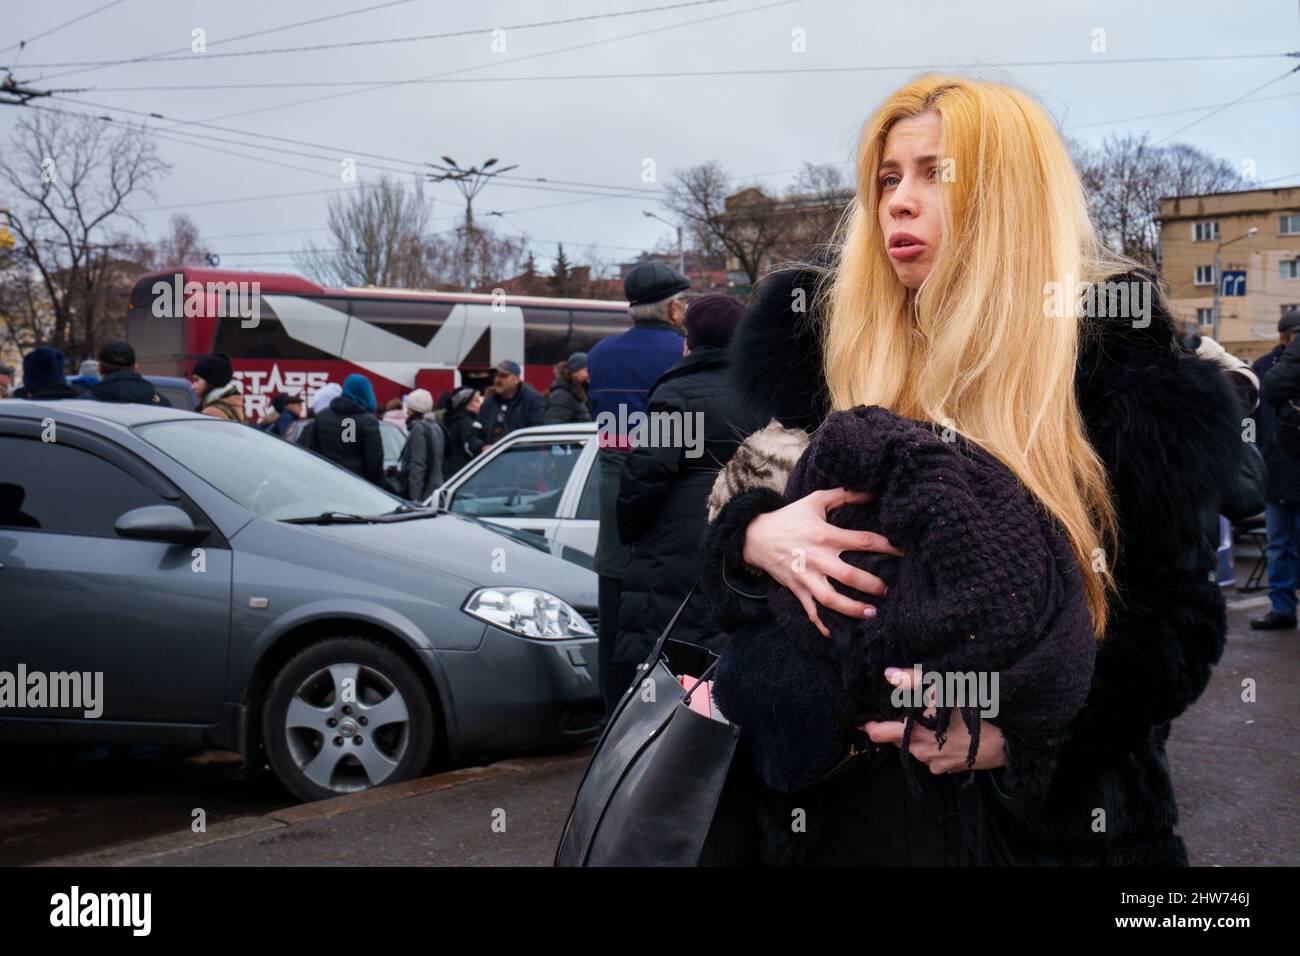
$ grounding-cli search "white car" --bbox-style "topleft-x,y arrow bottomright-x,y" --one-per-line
432,423 -> 600,562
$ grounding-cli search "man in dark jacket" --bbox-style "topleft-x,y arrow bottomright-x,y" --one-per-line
16,347 -> 82,400
701,261 -> 1241,866
1252,308 -> 1300,629
299,372 -> 385,486
89,341 -> 166,405
614,295 -> 765,679
477,359 -> 545,447
587,260 -> 691,711
543,352 -> 592,424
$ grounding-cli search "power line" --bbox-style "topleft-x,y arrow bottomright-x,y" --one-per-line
67,51 -> 1300,94
19,0 -> 729,74
178,0 -> 794,126
1063,90 -> 1300,130
1155,65 -> 1300,144
38,96 -> 664,199
23,0 -> 422,82
0,0 -> 130,57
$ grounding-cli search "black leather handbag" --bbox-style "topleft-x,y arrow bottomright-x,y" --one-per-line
554,586 -> 760,866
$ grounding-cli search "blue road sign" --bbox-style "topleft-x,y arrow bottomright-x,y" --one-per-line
1220,270 -> 1247,297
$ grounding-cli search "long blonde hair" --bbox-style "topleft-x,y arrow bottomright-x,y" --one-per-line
824,75 -> 1130,636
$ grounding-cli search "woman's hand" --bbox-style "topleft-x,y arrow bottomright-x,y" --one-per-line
741,487 -> 901,637
861,667 -> 1008,772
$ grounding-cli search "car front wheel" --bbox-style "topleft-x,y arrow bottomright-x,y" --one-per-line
262,637 -> 435,802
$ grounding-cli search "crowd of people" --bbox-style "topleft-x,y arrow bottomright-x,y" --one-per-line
0,327 -> 604,508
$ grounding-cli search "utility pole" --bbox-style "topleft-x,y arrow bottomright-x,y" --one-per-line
1212,226 -> 1258,340
643,209 -> 685,274
426,157 -> 518,291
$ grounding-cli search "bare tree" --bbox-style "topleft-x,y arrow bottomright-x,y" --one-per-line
665,161 -> 788,285
294,176 -> 438,288
1072,134 -> 1244,267
0,110 -> 168,360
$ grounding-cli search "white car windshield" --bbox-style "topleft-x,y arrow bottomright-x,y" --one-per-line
138,419 -> 403,522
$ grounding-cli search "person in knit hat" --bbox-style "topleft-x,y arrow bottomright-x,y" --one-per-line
543,351 -> 592,425
17,346 -> 81,401
298,371 -> 385,485
396,387 -> 445,502
683,293 -> 746,352
90,340 -> 165,405
190,353 -> 246,422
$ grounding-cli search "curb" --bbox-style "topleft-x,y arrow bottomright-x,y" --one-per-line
36,747 -> 594,868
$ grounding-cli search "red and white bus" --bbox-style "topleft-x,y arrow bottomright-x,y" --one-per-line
126,268 -> 631,421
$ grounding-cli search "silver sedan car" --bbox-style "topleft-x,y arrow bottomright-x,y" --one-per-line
0,401 -> 602,801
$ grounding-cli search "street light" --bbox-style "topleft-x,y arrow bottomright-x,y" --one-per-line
643,209 -> 684,275
1212,226 -> 1259,340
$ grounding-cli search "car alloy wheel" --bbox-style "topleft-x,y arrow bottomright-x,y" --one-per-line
263,638 -> 435,802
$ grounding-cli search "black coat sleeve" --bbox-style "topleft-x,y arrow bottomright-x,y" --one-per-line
362,417 -> 385,486
1263,334 -> 1300,408
998,322 -> 1239,799
615,395 -> 683,543
699,487 -> 786,631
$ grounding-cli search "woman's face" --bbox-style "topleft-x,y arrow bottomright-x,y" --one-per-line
876,111 -> 943,290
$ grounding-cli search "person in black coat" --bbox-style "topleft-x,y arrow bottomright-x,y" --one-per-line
440,387 -> 485,478
1252,308 -> 1300,629
703,260 -> 1242,866
298,373 -> 385,486
543,352 -> 592,425
15,347 -> 83,401
477,359 -> 546,447
613,295 -> 766,691
88,340 -> 167,405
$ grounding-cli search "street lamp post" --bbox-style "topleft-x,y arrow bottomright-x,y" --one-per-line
1212,226 -> 1259,340
643,210 -> 684,275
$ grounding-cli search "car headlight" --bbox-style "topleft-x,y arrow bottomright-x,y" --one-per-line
463,588 -> 596,640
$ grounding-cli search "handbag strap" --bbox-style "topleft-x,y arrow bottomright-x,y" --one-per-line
643,580 -> 700,671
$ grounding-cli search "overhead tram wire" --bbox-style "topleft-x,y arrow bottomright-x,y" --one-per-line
174,0 -> 795,126
0,0 -> 130,57
20,0 -> 732,82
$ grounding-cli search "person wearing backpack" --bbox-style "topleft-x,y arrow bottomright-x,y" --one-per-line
396,389 -> 444,503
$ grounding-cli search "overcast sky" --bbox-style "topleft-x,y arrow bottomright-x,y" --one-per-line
2,0 -> 1297,277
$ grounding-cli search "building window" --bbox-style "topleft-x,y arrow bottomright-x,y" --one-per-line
1196,307 -> 1214,325
1281,214 -> 1300,236
1281,304 -> 1299,317
1283,260 -> 1300,281
1193,221 -> 1220,242
1194,265 -> 1216,286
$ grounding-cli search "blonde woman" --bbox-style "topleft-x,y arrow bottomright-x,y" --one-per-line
702,75 -> 1243,866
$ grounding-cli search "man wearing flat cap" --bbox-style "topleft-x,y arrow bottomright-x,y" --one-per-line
1253,308 -> 1300,630
587,259 -> 691,712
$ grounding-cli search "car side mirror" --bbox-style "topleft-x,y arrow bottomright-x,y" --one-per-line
115,504 -> 209,545
434,487 -> 450,511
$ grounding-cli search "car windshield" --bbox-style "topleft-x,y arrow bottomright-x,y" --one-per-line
137,419 -> 403,521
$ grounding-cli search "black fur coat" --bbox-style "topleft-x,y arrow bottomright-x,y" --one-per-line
701,262 -> 1241,866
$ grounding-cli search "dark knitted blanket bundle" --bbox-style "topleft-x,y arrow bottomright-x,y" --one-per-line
711,406 -> 1099,800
